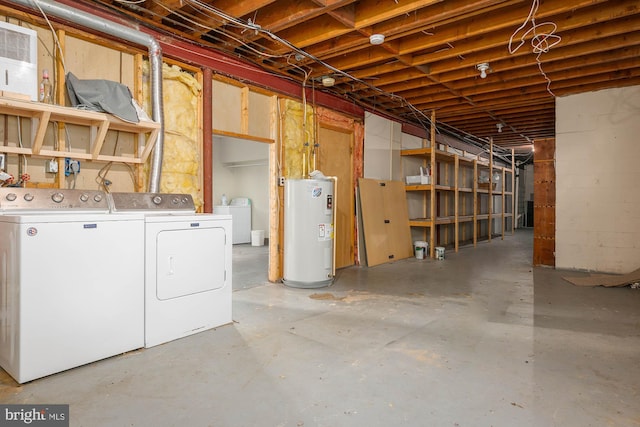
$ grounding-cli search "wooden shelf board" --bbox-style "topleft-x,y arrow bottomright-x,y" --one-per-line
401,147 -> 455,163
36,150 -> 93,161
0,96 -> 159,165
96,154 -> 144,164
435,184 -> 455,191
406,184 -> 432,191
409,218 -> 433,227
0,146 -> 32,155
435,216 -> 456,224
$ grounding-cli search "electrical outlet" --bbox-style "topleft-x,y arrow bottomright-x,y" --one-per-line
279,176 -> 285,186
46,159 -> 58,174
64,158 -> 80,176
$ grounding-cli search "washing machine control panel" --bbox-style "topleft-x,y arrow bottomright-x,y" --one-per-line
0,188 -> 110,212
108,192 -> 196,213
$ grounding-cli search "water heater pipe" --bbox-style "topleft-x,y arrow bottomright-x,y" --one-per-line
330,176 -> 338,278
9,0 -> 165,192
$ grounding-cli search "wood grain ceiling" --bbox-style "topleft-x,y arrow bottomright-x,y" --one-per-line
81,0 -> 640,151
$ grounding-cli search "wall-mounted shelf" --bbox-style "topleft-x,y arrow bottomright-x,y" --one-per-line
0,97 -> 160,164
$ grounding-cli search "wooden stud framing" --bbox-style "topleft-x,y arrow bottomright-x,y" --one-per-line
473,158 -> 478,246
488,137 -> 493,242
454,155 -> 459,252
268,95 -> 280,282
429,110 -> 436,258
511,148 -> 516,235
240,86 -> 250,135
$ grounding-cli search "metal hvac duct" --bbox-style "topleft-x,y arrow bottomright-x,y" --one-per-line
9,0 -> 165,192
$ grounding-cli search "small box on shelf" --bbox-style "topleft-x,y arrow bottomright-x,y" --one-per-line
405,166 -> 431,185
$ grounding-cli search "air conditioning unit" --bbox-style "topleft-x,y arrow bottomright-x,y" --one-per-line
0,21 -> 37,101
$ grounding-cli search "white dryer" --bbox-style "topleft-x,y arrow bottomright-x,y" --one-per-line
0,188 -> 144,383
109,193 -> 232,348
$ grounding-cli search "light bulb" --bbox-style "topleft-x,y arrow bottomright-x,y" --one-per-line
476,62 -> 490,79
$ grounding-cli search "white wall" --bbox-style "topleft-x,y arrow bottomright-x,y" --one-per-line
363,112 -> 402,180
213,136 -> 270,239
556,85 -> 640,273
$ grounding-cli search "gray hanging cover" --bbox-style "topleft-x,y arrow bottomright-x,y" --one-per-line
66,72 -> 139,123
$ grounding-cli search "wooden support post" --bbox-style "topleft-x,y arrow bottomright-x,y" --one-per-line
56,29 -> 66,189
202,67 -> 213,212
268,95 -> 280,282
240,86 -> 249,135
488,138 -> 493,242
501,168 -> 505,240
454,155 -> 459,252
511,148 -> 516,235
429,110 -> 436,258
473,159 -> 478,246
133,53 -> 144,191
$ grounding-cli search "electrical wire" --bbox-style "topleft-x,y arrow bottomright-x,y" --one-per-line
153,1 -> 290,60
95,132 -> 136,191
508,0 -> 561,97
99,0 -> 510,158
183,0 -> 438,131
33,0 -> 68,75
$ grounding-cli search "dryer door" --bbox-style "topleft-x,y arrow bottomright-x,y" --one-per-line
156,227 -> 226,300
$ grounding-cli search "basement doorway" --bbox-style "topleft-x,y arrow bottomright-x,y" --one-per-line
213,134 -> 271,290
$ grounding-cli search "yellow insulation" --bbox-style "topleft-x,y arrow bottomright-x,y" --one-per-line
282,98 -> 315,179
142,63 -> 203,209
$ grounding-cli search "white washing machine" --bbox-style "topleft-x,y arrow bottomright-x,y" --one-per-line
213,198 -> 251,244
0,188 -> 144,383
109,192 -> 232,348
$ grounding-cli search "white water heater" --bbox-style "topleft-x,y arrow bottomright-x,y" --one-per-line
0,21 -> 37,100
283,178 -> 335,288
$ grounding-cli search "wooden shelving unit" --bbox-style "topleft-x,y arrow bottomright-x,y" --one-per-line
401,137 -> 515,258
0,97 -> 160,164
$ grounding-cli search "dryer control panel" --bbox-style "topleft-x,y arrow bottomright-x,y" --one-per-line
108,192 -> 196,213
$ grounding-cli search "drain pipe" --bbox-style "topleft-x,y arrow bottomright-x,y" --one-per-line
9,0 -> 164,192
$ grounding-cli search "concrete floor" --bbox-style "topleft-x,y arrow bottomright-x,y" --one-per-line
1,229 -> 639,426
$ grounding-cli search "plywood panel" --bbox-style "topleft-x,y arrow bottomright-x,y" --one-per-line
212,80 -> 242,133
66,36 -> 124,81
359,178 -> 413,267
248,91 -> 272,138
318,126 -> 354,269
383,180 -> 414,259
359,179 -> 388,262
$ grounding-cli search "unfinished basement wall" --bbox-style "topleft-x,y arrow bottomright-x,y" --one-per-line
363,112 -> 402,180
211,78 -> 274,237
0,16 -> 141,191
142,63 -> 202,208
556,85 -> 640,274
